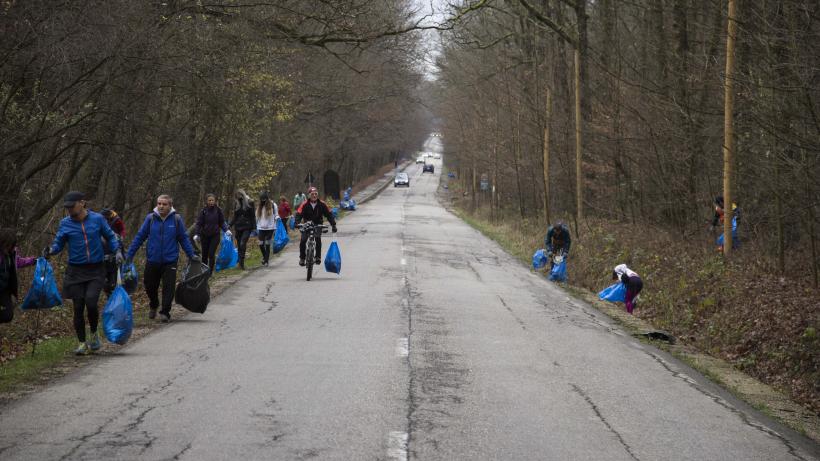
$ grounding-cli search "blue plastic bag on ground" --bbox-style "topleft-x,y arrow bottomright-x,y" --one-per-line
21,257 -> 62,310
215,232 -> 238,272
549,259 -> 568,282
347,199 -> 356,210
598,282 -> 627,303
102,278 -> 133,345
532,249 -> 548,270
119,262 -> 139,294
288,215 -> 295,230
324,241 -> 341,274
273,219 -> 289,253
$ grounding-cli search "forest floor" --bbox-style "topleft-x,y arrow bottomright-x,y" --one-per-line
441,178 -> 819,441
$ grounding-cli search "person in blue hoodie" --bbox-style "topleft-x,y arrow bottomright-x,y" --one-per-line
126,194 -> 198,323
44,191 -> 122,355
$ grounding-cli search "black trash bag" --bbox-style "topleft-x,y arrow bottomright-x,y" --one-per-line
175,261 -> 211,313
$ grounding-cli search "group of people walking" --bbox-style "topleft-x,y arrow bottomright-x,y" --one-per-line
0,185 -> 337,356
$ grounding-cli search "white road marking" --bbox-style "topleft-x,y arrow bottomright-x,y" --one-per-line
387,431 -> 408,461
396,338 -> 409,357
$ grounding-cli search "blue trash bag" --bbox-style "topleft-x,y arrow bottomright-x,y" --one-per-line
215,232 -> 238,272
273,219 -> 290,253
20,257 -> 62,310
343,188 -> 351,202
102,278 -> 133,345
288,215 -> 295,230
324,241 -> 341,274
549,259 -> 568,282
332,207 -> 339,218
716,215 -> 739,248
598,282 -> 627,303
532,249 -> 548,270
119,262 -> 139,294
348,199 -> 356,210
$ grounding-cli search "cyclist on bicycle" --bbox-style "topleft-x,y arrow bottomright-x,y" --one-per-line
294,187 -> 337,266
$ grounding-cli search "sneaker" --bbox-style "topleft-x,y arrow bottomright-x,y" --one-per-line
160,313 -> 171,323
299,258 -> 306,266
88,332 -> 102,351
148,308 -> 157,319
74,343 -> 89,356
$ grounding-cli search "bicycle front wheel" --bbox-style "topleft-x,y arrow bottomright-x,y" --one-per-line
306,242 -> 314,281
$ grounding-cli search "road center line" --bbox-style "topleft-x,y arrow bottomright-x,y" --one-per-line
387,431 -> 408,461
396,338 -> 409,357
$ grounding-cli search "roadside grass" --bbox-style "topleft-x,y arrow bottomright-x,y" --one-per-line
0,336 -> 76,393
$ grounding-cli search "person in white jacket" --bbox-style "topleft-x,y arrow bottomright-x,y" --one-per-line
613,264 -> 643,314
256,192 -> 279,266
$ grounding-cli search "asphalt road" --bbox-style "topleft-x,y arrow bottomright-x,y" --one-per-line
0,136 -> 817,460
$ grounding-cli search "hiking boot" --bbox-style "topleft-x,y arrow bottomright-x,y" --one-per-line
148,308 -> 157,319
74,343 -> 89,356
160,313 -> 171,323
88,332 -> 102,351
299,258 -> 306,266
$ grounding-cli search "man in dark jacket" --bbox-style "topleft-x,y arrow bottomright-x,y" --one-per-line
294,187 -> 337,266
229,189 -> 255,270
545,221 -> 571,269
45,191 -> 122,355
126,194 -> 197,323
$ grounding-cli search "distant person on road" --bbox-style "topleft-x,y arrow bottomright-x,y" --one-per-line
126,194 -> 197,323
293,191 -> 307,209
278,195 -> 292,221
100,208 -> 126,295
613,264 -> 643,314
545,221 -> 572,269
710,195 -> 741,252
229,189 -> 256,270
0,228 -> 36,324
45,191 -> 122,354
256,192 -> 278,266
294,187 -> 337,266
192,194 -> 230,274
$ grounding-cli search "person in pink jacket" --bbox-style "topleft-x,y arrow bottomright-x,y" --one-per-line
0,228 -> 36,323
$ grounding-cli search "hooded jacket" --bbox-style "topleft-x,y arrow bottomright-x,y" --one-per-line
545,224 -> 571,254
127,207 -> 195,264
50,211 -> 120,265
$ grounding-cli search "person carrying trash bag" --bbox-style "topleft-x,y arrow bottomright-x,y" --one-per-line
100,208 -> 126,296
710,195 -> 741,252
611,264 -> 643,314
545,221 -> 571,271
175,260 -> 211,314
192,193 -> 230,274
44,191 -> 122,355
0,228 -> 37,323
256,192 -> 278,266
126,194 -> 198,323
229,189 -> 256,270
294,186 -> 337,266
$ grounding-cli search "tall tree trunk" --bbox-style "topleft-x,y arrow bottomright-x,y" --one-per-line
722,0 -> 738,257
543,88 -> 552,226
574,49 -> 583,228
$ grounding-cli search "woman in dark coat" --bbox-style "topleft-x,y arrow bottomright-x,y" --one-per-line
193,194 -> 230,274
229,189 -> 256,270
0,228 -> 37,323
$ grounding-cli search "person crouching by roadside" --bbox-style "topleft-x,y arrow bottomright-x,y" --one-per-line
256,192 -> 278,266
229,189 -> 256,270
126,194 -> 198,323
44,192 -> 122,355
192,193 -> 230,274
613,264 -> 643,315
0,228 -> 36,324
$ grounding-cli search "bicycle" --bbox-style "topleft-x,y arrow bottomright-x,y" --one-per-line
297,222 -> 328,281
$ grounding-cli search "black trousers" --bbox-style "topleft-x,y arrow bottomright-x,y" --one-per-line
200,234 -> 220,274
144,262 -> 177,315
70,283 -> 102,342
299,232 -> 322,260
235,229 -> 252,262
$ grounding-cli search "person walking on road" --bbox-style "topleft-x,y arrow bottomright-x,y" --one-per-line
293,191 -> 306,210
256,192 -> 278,266
44,191 -> 122,354
229,189 -> 256,270
613,264 -> 643,315
192,194 -> 230,274
126,194 -> 198,323
278,195 -> 292,221
0,228 -> 36,324
294,186 -> 337,266
100,208 -> 126,295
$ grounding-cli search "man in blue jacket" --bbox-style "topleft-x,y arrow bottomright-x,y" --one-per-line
126,194 -> 198,323
45,191 -> 122,355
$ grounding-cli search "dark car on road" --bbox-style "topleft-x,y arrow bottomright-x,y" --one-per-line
394,172 -> 410,187
422,163 -> 434,174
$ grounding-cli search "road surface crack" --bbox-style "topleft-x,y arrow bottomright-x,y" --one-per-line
570,383 -> 640,461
